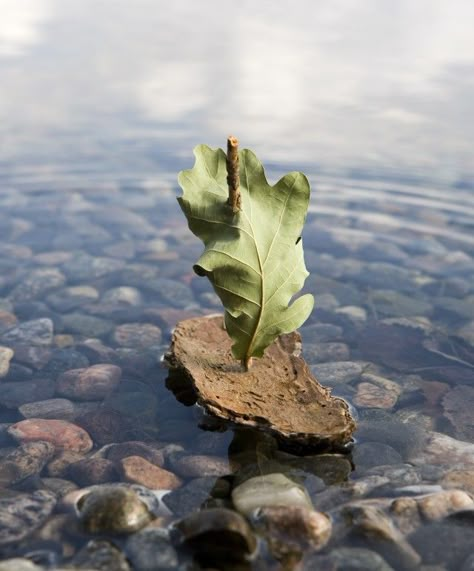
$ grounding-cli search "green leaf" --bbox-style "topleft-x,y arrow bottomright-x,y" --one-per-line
178,144 -> 314,366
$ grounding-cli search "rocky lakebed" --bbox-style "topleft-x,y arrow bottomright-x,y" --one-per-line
0,181 -> 473,570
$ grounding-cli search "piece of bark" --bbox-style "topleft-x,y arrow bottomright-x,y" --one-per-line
165,315 -> 355,452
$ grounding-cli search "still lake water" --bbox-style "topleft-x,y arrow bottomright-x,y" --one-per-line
0,1 -> 474,569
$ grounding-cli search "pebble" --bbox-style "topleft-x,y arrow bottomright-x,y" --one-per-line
305,547 -> 396,571
0,441 -> 55,486
120,456 -> 182,490
46,285 -> 99,312
112,323 -> 162,349
442,385 -> 474,441
441,469 -> 474,495
61,313 -> 114,337
163,476 -> 227,517
417,490 -> 473,521
232,473 -> 313,516
311,361 -> 365,386
125,528 -> 179,571
370,289 -> 433,317
46,450 -> 86,478
144,277 -> 195,308
8,419 -> 93,453
0,346 -> 14,377
0,490 -> 56,546
340,503 -> 421,570
410,431 -> 474,467
301,323 -> 343,343
68,457 -> 119,486
354,373 -> 401,409
302,342 -> 350,363
70,539 -> 131,571
0,378 -> 55,409
78,486 -> 153,534
106,441 -> 165,467
0,318 -> 54,346
75,408 -> 133,446
62,253 -> 125,282
40,477 -> 78,497
168,453 -> 231,478
353,442 -> 403,473
56,363 -> 121,401
42,347 -> 90,376
8,268 -> 66,303
18,398 -> 76,420
252,505 -> 331,558
102,286 -> 143,306
0,559 -> 43,571
0,311 -> 17,333
9,345 -> 51,369
175,507 -> 257,565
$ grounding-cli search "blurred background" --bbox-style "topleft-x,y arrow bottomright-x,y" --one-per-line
1,0 -> 473,191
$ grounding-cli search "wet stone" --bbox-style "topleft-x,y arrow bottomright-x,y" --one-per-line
78,486 -> 153,534
125,528 -> 179,571
75,408 -> 134,446
442,385 -> 474,442
0,311 -> 17,333
417,490 -> 473,521
8,419 -> 93,453
232,473 -> 313,516
144,277 -> 195,308
301,323 -> 344,343
0,559 -> 43,571
353,442 -> 403,473
302,342 -> 350,363
163,476 -> 226,517
0,347 -> 14,377
409,521 -> 474,569
71,539 -> 131,571
175,507 -> 257,566
61,313 -> 114,337
40,477 -> 78,497
112,323 -> 162,349
68,457 -> 119,486
252,505 -> 332,560
9,345 -> 51,369
168,453 -> 231,479
0,490 -> 56,547
370,290 -> 433,317
46,285 -> 99,312
304,547 -> 395,571
441,469 -> 474,495
0,441 -> 55,486
106,441 -> 165,467
102,286 -> 143,306
354,374 -> 401,409
311,361 -> 365,386
7,268 -> 66,303
56,364 -> 122,401
0,378 -> 55,409
61,253 -> 125,282
0,318 -> 54,346
120,456 -> 182,490
46,450 -> 86,478
42,347 -> 90,377
18,398 -> 76,420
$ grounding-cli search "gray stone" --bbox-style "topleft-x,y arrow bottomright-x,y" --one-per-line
304,547 -> 395,571
112,323 -> 162,349
163,476 -> 224,517
145,277 -> 195,308
353,442 -> 404,473
0,560 -> 43,571
46,285 -> 99,312
61,313 -> 113,337
102,286 -> 143,306
0,346 -> 14,377
19,398 -> 76,420
303,342 -> 350,363
71,539 -> 131,571
311,361 -> 365,386
232,473 -> 313,516
62,253 -> 125,282
0,490 -> 56,546
42,348 -> 90,377
125,529 -> 179,571
8,268 -> 66,303
370,290 -> 433,317
300,322 -> 343,343
1,318 -> 54,346
0,378 -> 55,409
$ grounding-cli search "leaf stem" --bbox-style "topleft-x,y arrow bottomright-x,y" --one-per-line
242,356 -> 253,371
226,136 -> 241,213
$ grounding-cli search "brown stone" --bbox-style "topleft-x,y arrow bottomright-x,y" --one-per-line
106,441 -> 165,467
120,456 -> 182,490
8,419 -> 93,453
169,454 -> 231,479
68,457 -> 119,486
165,315 -> 355,451
56,364 -> 122,401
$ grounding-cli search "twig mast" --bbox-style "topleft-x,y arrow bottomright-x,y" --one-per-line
226,136 -> 241,214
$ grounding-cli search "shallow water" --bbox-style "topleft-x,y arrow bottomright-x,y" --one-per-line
0,1 -> 474,570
